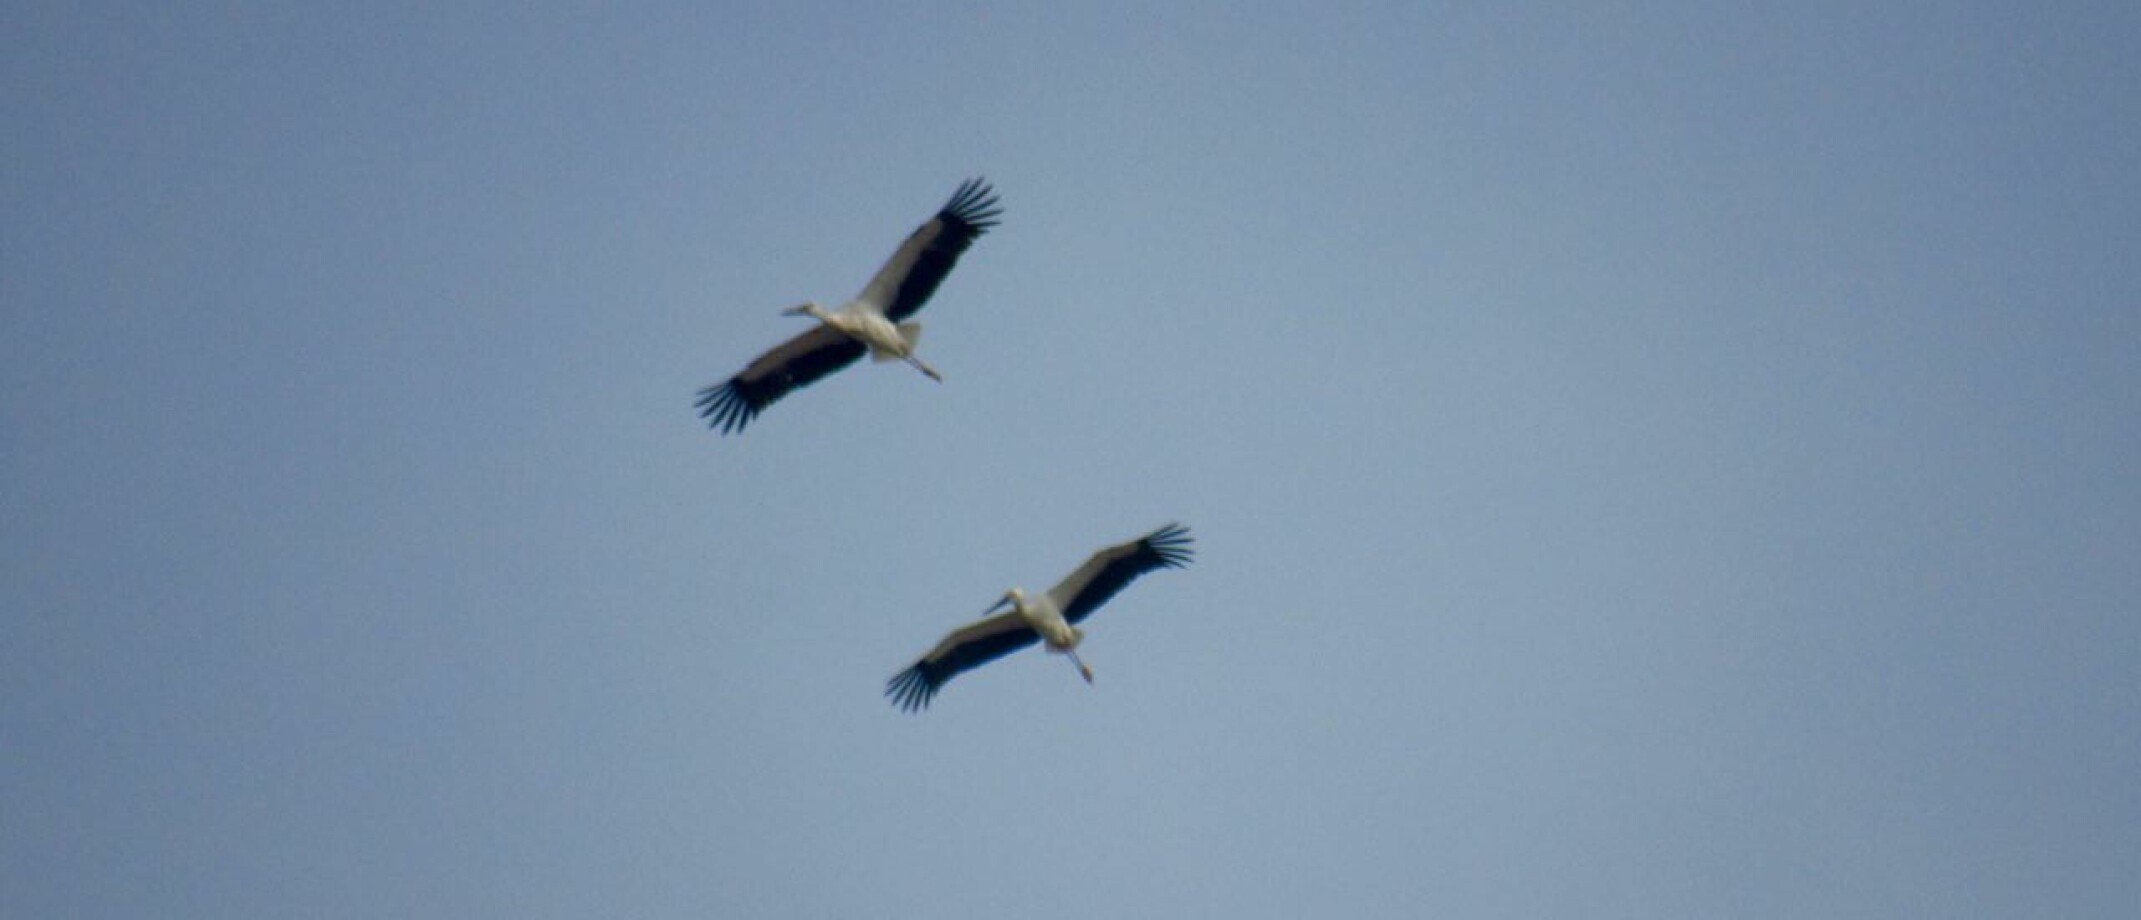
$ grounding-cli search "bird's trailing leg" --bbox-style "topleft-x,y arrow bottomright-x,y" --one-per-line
1065,649 -> 1093,684
904,354 -> 942,382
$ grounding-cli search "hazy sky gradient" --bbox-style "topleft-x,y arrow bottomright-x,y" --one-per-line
6,3 -> 2138,917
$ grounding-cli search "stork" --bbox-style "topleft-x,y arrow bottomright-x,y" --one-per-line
696,178 -> 1002,434
887,524 -> 1194,712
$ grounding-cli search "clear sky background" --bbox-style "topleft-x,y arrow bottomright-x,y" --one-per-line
5,3 -> 2138,917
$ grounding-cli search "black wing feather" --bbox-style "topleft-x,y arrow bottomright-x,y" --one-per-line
885,626 -> 1040,713
884,178 -> 1002,322
694,329 -> 867,434
1063,523 -> 1195,624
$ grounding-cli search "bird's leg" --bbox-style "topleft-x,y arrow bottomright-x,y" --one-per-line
1066,649 -> 1093,684
903,354 -> 942,382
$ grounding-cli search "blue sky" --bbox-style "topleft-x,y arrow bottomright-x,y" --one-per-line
5,3 -> 2138,917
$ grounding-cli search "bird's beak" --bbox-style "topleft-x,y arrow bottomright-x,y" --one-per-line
780,304 -> 808,316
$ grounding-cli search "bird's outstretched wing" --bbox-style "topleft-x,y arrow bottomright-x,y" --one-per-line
1046,523 -> 1195,624
885,609 -> 1038,712
695,325 -> 867,434
857,178 -> 1002,322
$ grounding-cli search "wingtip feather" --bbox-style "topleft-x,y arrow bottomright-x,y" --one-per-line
942,177 -> 1003,232
886,666 -> 937,713
1142,522 -> 1195,568
694,381 -> 758,434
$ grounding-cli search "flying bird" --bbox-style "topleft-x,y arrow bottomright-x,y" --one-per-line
696,179 -> 1003,434
887,523 -> 1194,712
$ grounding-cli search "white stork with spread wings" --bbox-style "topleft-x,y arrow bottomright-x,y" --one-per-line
697,179 -> 1002,434
887,524 -> 1194,712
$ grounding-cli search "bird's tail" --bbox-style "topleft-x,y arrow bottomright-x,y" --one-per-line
869,322 -> 924,362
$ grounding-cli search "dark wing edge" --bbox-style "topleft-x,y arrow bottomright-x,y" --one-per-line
885,625 -> 1040,713
694,327 -> 867,434
883,177 -> 1003,322
1061,523 -> 1195,624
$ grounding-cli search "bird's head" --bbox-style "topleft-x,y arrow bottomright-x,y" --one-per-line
1003,587 -> 1029,611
